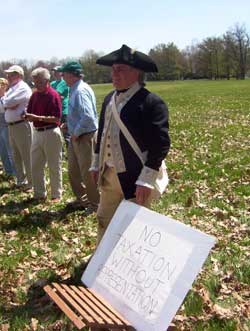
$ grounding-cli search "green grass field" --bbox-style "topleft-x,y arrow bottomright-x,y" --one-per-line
0,80 -> 249,331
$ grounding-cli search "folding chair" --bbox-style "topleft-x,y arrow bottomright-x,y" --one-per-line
44,283 -> 134,331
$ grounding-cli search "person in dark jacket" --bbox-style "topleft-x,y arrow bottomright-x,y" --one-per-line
90,44 -> 171,243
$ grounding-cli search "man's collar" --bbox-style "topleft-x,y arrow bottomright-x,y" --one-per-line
70,78 -> 81,90
116,88 -> 129,95
10,79 -> 22,88
116,82 -> 140,96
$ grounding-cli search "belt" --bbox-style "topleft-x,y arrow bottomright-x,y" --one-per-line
8,120 -> 25,126
35,124 -> 57,132
77,130 -> 97,139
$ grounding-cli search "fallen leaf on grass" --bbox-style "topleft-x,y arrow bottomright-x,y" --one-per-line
232,291 -> 244,302
7,249 -> 15,256
30,250 -> 38,258
213,304 -> 234,319
48,320 -> 64,330
61,235 -> 70,243
219,282 -> 232,295
199,287 -> 212,305
31,318 -> 39,331
85,239 -> 92,247
1,324 -> 9,331
221,272 -> 234,283
8,230 -> 18,238
175,315 -> 188,321
211,257 -> 220,273
21,208 -> 30,215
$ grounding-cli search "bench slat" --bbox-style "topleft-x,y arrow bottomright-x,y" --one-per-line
71,285 -> 115,325
44,285 -> 85,330
61,284 -> 105,324
79,286 -> 127,326
85,287 -> 132,327
53,283 -> 95,325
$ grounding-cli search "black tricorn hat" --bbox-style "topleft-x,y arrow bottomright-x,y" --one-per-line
96,44 -> 158,73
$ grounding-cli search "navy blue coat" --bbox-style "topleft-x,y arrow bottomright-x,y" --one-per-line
96,87 -> 171,199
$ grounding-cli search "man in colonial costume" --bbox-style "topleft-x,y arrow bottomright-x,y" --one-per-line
90,45 -> 171,242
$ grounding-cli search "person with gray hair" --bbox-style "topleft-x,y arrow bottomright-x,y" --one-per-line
91,45 -> 170,243
31,67 -> 51,80
2,64 -> 32,190
23,67 -> 63,202
58,61 -> 99,211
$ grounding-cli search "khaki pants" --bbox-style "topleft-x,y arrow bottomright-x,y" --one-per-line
31,127 -> 63,199
68,132 -> 99,206
8,121 -> 32,187
97,166 -> 152,244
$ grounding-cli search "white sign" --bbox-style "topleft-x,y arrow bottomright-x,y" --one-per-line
82,201 -> 216,331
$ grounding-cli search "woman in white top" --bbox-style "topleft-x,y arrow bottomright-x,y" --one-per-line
0,78 -> 16,176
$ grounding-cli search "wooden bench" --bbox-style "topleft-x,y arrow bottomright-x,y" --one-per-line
44,283 -> 134,331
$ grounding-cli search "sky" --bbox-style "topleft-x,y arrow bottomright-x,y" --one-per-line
1,0 -> 249,62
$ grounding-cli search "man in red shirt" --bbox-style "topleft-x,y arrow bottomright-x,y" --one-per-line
24,67 -> 63,201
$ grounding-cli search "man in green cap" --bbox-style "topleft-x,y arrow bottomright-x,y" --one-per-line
59,61 -> 99,210
90,45 -> 171,243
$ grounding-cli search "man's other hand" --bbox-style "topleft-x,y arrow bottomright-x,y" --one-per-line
135,185 -> 152,206
71,134 -> 79,141
60,122 -> 67,132
90,170 -> 99,184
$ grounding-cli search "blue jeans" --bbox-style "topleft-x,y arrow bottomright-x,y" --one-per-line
0,124 -> 16,176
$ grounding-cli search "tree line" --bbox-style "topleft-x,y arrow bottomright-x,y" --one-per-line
0,23 -> 249,83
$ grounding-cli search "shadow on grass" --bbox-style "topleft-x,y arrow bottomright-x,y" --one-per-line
0,198 -> 92,233
0,262 -> 90,326
0,186 -> 13,196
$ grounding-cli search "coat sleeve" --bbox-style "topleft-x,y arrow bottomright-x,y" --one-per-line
136,93 -> 171,187
143,93 -> 170,169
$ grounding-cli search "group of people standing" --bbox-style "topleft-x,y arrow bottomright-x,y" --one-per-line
0,63 -> 99,208
0,44 -> 171,244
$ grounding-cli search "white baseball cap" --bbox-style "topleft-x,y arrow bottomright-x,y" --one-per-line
5,65 -> 24,76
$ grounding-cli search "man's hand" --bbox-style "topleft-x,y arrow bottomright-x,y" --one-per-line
20,112 -> 26,120
22,113 -> 39,121
60,122 -> 68,132
90,170 -> 99,184
71,134 -> 79,141
135,185 -> 152,206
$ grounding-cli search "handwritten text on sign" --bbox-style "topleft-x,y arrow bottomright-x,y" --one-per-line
96,220 -> 193,318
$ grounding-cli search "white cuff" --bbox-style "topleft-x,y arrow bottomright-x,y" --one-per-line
89,153 -> 99,171
135,180 -> 154,190
136,166 -> 159,188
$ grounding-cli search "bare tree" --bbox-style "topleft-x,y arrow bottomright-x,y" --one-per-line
181,44 -> 200,79
224,24 -> 250,79
80,50 -> 111,84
